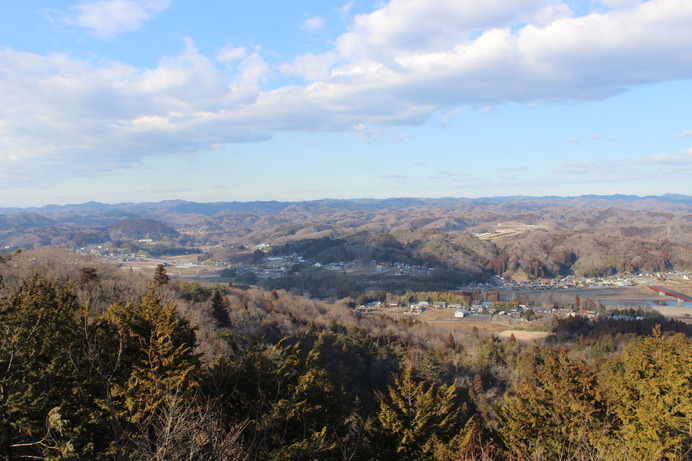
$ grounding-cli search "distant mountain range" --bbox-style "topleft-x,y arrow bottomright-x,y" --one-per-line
2,194 -> 691,222
1,195 -> 690,282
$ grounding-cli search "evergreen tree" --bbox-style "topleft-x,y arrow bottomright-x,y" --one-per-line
206,339 -> 343,460
100,289 -> 200,451
372,363 -> 470,460
470,374 -> 490,424
153,264 -> 169,286
0,273 -> 85,459
79,267 -> 99,285
446,332 -> 456,350
497,347 -> 608,459
599,327 -> 692,460
211,289 -> 231,328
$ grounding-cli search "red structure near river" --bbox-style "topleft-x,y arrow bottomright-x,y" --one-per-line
647,286 -> 692,305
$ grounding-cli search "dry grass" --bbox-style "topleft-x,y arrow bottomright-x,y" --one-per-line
495,330 -> 551,342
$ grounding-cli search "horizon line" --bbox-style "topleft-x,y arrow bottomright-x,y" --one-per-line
1,193 -> 690,211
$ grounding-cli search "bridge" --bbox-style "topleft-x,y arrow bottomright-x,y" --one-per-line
646,286 -> 692,306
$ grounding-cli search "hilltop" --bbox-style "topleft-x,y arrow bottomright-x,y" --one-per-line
0,195 -> 689,297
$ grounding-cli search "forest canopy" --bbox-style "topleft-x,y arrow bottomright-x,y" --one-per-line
0,248 -> 690,460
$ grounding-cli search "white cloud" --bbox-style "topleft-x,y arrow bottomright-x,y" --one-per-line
336,0 -> 549,59
4,0 -> 692,185
302,16 -> 325,32
0,42 -> 271,184
280,52 -> 338,80
303,0 -> 692,106
438,108 -> 461,126
62,0 -> 171,39
337,2 -> 354,19
680,129 -> 692,137
217,45 -> 247,62
638,148 -> 692,166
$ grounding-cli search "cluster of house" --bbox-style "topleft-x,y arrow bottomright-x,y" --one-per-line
359,297 -> 662,324
78,244 -> 139,262
360,300 -> 548,320
486,271 -> 692,291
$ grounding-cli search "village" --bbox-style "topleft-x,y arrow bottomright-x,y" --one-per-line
75,242 -> 692,326
77,242 -> 691,285
357,296 -> 667,324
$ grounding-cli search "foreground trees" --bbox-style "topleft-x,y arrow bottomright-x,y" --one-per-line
498,335 -> 692,460
1,260 -> 690,460
371,364 -> 480,461
498,348 -> 608,459
0,274 -> 201,459
0,274 -> 84,459
599,328 -> 692,460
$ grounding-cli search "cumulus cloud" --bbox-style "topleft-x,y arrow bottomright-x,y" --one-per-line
280,52 -> 338,80
335,0 -> 549,60
315,0 -> 692,107
4,0 -> 692,184
0,42 -> 271,184
61,0 -> 170,39
680,129 -> 692,137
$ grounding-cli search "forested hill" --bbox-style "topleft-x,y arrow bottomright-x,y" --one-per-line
0,195 -> 689,281
0,248 -> 690,460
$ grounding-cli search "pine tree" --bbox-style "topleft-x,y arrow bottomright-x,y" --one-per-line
0,273 -> 84,459
206,339 -> 342,460
152,264 -> 169,286
446,333 -> 456,350
210,290 -> 231,328
373,363 -> 468,460
497,347 -> 607,459
599,327 -> 692,460
470,374 -> 490,424
79,267 -> 99,285
100,289 -> 200,450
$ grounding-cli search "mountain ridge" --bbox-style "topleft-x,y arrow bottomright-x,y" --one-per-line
2,193 -> 690,219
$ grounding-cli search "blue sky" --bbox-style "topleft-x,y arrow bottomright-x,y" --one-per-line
1,0 -> 691,207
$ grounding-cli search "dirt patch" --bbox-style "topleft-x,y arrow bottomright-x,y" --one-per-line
496,330 -> 551,342
415,309 -> 510,336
